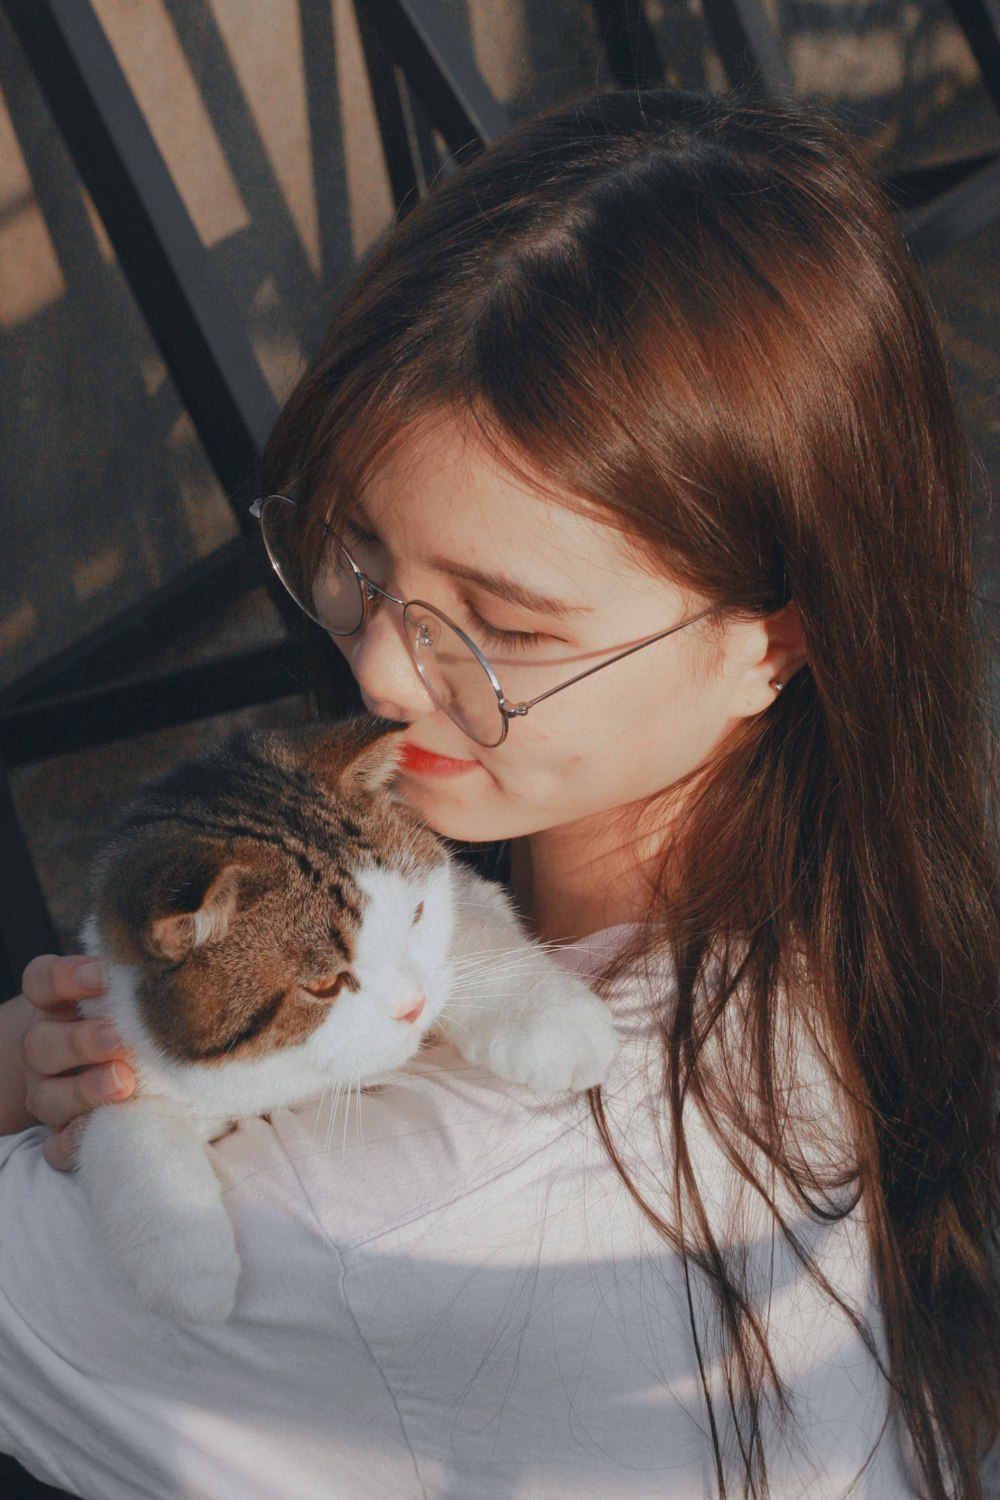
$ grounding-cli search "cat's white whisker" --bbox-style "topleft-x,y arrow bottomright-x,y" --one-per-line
437,1012 -> 471,1039
434,1002 -> 503,1014
333,1080 -> 349,1151
448,947 -> 568,968
322,1078 -> 345,1157
322,1087 -> 337,1156
447,970 -> 563,992
447,973 -> 565,993
310,1077 -> 337,1153
340,1077 -> 355,1160
448,969 -> 541,988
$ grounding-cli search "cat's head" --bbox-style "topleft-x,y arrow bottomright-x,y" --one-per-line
92,718 -> 457,1077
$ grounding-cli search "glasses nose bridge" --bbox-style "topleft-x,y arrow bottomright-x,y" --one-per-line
357,569 -> 407,620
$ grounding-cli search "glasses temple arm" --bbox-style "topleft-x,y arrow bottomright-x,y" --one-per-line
509,607 -> 718,715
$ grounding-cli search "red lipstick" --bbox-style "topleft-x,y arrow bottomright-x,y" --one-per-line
397,742 -> 479,777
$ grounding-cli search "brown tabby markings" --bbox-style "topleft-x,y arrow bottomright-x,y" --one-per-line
92,718 -> 443,1065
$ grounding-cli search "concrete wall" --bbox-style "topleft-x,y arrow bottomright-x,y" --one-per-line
1,0 -> 997,689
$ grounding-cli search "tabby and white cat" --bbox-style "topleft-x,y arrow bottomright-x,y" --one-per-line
76,716 -> 619,1324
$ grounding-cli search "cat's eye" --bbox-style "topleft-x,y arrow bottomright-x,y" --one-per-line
301,974 -> 348,1001
412,902 -> 424,926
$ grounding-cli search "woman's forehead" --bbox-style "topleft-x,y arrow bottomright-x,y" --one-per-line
356,415 -> 682,611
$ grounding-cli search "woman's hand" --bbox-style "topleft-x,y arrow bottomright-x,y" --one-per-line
12,955 -> 136,1170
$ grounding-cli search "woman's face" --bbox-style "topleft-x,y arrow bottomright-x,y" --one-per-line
326,416 -> 786,847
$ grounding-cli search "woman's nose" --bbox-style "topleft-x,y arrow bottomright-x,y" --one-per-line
335,604 -> 436,725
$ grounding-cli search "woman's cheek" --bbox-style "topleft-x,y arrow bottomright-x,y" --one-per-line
395,759 -> 577,842
487,754 -> 606,822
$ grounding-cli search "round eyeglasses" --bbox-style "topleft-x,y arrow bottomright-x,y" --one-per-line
251,493 -> 717,748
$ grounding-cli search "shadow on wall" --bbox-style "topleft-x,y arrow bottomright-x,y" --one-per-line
0,0 -> 370,694
0,0 -> 997,694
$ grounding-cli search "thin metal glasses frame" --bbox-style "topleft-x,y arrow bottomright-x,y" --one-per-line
251,494 -> 718,747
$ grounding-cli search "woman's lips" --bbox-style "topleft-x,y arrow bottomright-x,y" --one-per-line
397,742 -> 480,777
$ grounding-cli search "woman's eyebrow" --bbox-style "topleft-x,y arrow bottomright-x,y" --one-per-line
425,555 -> 593,619
350,497 -> 591,618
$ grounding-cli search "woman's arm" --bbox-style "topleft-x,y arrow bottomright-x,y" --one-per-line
0,956 -> 135,1164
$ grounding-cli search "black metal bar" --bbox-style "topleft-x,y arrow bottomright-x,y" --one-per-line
363,0 -> 511,155
902,154 -> 1000,261
297,0 -> 352,286
883,150 -> 1000,212
163,0 -> 320,335
394,69 -> 444,203
945,0 -> 1000,118
0,754 -> 63,994
0,643 -> 331,766
1,0 -> 278,513
700,0 -> 793,100
0,535 -> 268,714
589,0 -> 664,89
356,0 -> 440,215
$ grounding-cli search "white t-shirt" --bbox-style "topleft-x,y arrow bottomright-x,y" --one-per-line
0,928 -> 920,1499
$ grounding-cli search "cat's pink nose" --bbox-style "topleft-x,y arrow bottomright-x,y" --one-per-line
392,995 -> 426,1024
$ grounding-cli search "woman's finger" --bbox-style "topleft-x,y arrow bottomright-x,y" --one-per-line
21,1016 -> 131,1078
41,1117 -> 88,1173
21,954 -> 106,1014
25,1060 -> 136,1133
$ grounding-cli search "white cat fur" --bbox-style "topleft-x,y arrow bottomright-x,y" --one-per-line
76,860 -> 619,1323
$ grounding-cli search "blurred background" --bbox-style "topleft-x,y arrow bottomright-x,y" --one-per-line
0,0 -> 997,952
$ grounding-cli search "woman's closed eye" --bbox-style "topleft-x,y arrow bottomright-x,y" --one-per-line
343,517 -> 550,652
343,518 -> 382,559
464,605 -> 544,653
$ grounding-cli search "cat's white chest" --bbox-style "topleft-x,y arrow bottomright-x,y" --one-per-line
74,869 -> 619,1324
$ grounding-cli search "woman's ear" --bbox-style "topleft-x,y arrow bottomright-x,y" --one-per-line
728,599 -> 808,719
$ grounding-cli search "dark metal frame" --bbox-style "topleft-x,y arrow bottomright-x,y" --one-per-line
0,0 -> 997,996
0,0 -> 509,995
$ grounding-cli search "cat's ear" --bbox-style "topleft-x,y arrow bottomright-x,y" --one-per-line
294,715 -> 404,799
337,722 -> 404,798
147,863 -> 246,962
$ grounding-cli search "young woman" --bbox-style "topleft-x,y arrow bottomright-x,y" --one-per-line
0,86 -> 997,1499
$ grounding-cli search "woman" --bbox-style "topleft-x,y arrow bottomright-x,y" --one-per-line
0,86 -> 997,1498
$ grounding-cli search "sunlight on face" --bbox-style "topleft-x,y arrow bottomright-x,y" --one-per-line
327,414 -> 772,847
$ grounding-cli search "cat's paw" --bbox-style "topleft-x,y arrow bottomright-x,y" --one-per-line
120,1209 -> 241,1324
474,983 -> 620,1094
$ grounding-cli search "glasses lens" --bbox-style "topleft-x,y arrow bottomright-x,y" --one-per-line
404,603 -> 505,748
258,494 -> 364,635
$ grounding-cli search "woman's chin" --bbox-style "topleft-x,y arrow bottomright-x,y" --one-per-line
413,805 -> 494,842
393,780 -> 468,835
394,783 -> 503,844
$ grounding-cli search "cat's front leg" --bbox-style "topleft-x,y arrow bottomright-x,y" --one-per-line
438,874 -> 620,1093
77,1097 -> 240,1324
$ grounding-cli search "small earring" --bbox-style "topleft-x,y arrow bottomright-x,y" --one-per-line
770,679 -> 784,694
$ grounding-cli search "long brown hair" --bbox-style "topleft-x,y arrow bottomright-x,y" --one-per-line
260,87 -> 1000,1497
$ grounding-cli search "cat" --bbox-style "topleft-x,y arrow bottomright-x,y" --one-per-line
75,715 -> 620,1324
